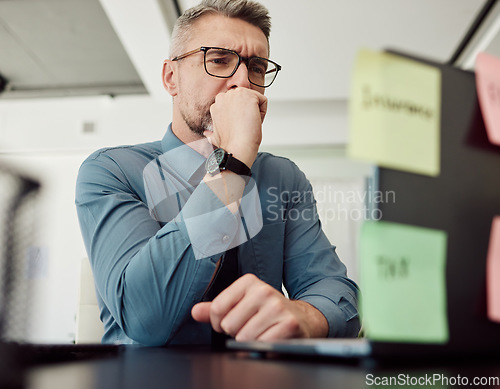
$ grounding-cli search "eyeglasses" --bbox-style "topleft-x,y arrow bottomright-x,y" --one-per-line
171,46 -> 281,88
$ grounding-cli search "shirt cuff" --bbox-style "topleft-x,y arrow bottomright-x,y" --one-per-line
300,294 -> 360,338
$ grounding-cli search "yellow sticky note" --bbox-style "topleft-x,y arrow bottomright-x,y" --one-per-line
348,49 -> 441,176
360,220 -> 449,343
487,216 -> 500,323
475,52 -> 500,146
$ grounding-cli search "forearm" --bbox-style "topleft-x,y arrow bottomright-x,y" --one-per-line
118,225 -> 217,345
77,160 -> 247,344
84,208 -> 219,345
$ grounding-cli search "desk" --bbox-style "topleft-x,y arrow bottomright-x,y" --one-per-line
23,346 -> 500,389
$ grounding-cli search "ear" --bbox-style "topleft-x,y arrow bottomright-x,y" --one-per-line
162,60 -> 178,96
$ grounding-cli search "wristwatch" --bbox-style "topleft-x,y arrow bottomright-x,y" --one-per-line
205,148 -> 252,177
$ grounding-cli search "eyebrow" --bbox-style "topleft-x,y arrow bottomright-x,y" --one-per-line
226,47 -> 269,59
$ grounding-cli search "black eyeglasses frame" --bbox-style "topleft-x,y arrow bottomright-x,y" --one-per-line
171,46 -> 281,88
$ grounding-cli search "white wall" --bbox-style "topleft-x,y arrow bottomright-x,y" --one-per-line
0,152 -> 89,343
0,94 -> 370,343
0,95 -> 172,343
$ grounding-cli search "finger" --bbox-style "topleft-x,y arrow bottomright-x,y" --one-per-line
208,274 -> 259,333
191,302 -> 211,323
218,293 -> 261,337
218,279 -> 287,341
247,308 -> 303,342
209,288 -> 244,334
257,94 -> 268,122
232,297 -> 286,341
255,303 -> 305,341
256,320 -> 299,342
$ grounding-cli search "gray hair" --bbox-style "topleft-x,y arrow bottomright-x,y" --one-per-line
170,0 -> 271,58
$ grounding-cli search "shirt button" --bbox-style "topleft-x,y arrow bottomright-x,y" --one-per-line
222,235 -> 229,243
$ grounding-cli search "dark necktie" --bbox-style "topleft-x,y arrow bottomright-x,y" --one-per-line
201,247 -> 239,349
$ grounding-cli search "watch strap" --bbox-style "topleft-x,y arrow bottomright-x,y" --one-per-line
224,153 -> 252,177
206,148 -> 252,177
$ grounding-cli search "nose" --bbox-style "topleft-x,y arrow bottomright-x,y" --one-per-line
227,61 -> 251,89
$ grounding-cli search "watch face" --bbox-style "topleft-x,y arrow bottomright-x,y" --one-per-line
206,148 -> 226,174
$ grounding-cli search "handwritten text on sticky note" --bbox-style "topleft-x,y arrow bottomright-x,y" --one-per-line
348,49 -> 442,176
360,220 -> 449,343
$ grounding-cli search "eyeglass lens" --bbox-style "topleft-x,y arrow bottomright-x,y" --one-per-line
204,48 -> 278,87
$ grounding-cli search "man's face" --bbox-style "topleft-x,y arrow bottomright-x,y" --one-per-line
173,14 -> 269,137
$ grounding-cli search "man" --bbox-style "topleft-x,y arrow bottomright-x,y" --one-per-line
76,0 -> 360,346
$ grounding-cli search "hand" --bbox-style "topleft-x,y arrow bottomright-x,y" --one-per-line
204,88 -> 267,168
191,274 -> 329,341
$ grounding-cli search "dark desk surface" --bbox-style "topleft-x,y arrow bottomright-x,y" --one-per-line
23,346 -> 500,389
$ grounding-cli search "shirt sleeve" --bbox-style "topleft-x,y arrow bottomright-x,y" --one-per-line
75,150 -> 259,345
175,177 -> 263,259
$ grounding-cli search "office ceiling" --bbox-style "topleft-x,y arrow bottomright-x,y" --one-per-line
0,0 -> 147,98
0,0 -> 496,100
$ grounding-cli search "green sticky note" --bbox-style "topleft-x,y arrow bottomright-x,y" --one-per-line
360,220 -> 449,343
348,49 -> 441,176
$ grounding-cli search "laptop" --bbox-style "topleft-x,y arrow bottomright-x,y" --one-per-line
228,52 -> 500,359
227,338 -> 372,358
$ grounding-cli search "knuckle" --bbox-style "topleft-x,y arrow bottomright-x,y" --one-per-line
210,300 -> 225,317
268,296 -> 285,313
242,273 -> 258,282
253,284 -> 272,300
214,93 -> 224,103
220,320 -> 235,336
259,284 -> 275,298
282,315 -> 301,335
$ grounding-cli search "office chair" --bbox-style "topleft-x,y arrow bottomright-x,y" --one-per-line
75,258 -> 104,344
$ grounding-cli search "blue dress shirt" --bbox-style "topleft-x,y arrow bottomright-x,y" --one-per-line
75,125 -> 360,345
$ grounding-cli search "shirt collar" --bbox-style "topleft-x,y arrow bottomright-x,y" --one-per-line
160,124 -> 207,183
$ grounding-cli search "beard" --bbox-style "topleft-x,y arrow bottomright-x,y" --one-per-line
180,98 -> 215,137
